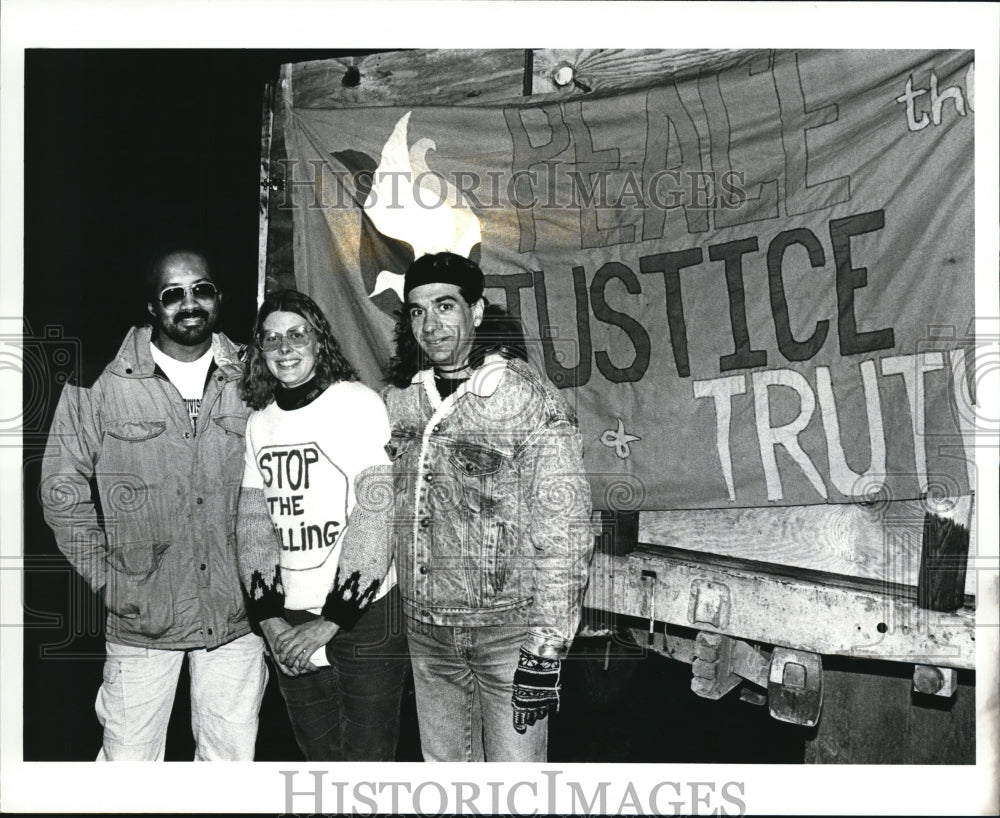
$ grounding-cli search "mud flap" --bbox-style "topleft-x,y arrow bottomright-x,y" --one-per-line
768,647 -> 823,727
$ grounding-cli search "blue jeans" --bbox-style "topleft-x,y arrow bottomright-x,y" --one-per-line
96,632 -> 267,761
275,588 -> 408,761
406,622 -> 548,762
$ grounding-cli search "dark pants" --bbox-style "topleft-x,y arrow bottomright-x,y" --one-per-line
275,587 -> 408,761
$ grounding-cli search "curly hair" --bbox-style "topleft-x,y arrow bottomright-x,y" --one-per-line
240,289 -> 359,410
387,295 -> 528,387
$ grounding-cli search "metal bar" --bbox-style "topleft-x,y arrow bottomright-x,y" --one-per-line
729,638 -> 770,687
256,80 -> 275,309
639,500 -> 977,598
584,548 -> 976,670
625,541 -> 976,607
627,628 -> 695,664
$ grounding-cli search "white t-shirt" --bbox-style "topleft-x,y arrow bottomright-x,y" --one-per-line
150,344 -> 214,434
150,343 -> 213,399
242,380 -> 394,615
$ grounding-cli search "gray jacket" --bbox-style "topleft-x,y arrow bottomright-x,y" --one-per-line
41,326 -> 252,649
383,355 -> 596,659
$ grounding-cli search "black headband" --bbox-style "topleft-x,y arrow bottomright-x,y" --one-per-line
404,252 -> 484,302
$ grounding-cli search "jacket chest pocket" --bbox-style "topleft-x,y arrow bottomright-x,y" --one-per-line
212,414 -> 249,483
448,444 -> 504,515
449,444 -> 503,477
103,419 -> 167,442
212,414 -> 247,437
101,420 -> 169,478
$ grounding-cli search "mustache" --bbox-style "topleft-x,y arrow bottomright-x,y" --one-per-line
174,309 -> 209,322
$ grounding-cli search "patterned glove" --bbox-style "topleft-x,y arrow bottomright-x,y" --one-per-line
511,648 -> 561,734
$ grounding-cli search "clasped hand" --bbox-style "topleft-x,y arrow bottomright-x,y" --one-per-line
261,617 -> 340,676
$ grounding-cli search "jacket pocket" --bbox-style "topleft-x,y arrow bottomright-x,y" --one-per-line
105,540 -> 175,637
107,539 -> 170,578
385,429 -> 416,461
103,420 -> 167,442
489,521 -> 510,594
449,443 -> 503,476
212,414 -> 247,436
386,430 -> 418,504
450,444 -> 505,516
225,531 -> 251,625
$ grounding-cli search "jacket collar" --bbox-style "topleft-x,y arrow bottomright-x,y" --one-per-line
415,354 -> 508,410
108,325 -> 245,382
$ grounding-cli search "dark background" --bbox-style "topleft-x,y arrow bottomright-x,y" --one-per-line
22,49 -> 807,763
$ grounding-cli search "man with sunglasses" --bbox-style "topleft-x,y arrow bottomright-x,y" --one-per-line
41,250 -> 267,761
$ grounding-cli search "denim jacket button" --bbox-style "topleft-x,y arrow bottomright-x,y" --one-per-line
419,564 -> 428,574
420,518 -> 431,528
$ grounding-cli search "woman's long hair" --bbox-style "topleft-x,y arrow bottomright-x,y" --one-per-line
386,295 -> 528,388
241,289 -> 359,410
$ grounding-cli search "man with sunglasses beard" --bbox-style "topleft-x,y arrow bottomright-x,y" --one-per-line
41,250 -> 267,760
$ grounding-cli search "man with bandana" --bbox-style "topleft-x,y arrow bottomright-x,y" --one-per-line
330,251 -> 596,761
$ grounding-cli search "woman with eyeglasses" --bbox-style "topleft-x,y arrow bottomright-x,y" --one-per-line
236,289 -> 407,761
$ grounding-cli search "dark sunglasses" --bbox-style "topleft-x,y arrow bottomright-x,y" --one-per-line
158,282 -> 219,309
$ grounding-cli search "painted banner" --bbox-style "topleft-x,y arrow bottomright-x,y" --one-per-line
283,49 -> 975,510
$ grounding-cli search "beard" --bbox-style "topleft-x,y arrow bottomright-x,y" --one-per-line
160,308 -> 215,346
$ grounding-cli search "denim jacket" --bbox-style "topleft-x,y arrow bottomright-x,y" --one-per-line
383,354 -> 596,659
41,326 -> 252,649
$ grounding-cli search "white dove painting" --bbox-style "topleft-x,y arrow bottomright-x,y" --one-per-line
363,111 -> 483,300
